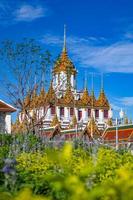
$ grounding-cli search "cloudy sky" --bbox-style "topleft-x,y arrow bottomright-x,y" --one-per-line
0,0 -> 133,119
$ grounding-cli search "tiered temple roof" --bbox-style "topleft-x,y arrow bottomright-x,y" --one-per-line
52,25 -> 76,76
82,117 -> 101,139
45,82 -> 57,105
53,51 -> 77,75
96,88 -> 110,108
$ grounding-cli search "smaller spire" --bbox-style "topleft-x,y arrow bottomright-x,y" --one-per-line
63,24 -> 67,52
91,73 -> 94,91
51,114 -> 60,127
101,73 -> 104,91
84,71 -> 87,89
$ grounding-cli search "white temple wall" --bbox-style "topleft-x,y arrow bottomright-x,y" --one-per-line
53,72 -> 76,92
5,113 -> 11,134
91,109 -> 95,119
45,108 -> 51,120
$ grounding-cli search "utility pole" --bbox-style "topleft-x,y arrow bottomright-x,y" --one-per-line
116,118 -> 119,150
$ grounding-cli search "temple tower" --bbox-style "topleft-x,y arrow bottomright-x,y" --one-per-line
52,25 -> 77,95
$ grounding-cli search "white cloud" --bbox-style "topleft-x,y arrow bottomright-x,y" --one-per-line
41,34 -> 62,45
14,4 -> 45,22
110,103 -> 121,111
119,97 -> 133,106
42,34 -> 133,73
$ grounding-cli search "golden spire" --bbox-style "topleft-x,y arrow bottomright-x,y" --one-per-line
30,88 -> 39,108
45,82 -> 56,104
61,85 -> 75,105
52,26 -> 76,75
50,114 -> 60,127
90,90 -> 96,107
38,87 -> 45,106
97,88 -> 109,108
80,87 -> 91,106
63,24 -> 67,53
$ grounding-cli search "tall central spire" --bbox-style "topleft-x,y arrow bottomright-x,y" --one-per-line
63,24 -> 67,52
101,73 -> 104,91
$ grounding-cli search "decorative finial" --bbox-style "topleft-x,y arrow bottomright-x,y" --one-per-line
101,73 -> 104,91
63,24 -> 67,52
84,71 -> 87,89
91,73 -> 94,91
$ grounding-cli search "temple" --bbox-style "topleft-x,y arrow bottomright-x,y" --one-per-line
19,26 -> 113,133
41,26 -> 112,130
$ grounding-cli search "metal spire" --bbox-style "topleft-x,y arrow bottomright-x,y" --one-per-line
84,71 -> 87,89
63,24 -> 67,52
91,73 -> 94,92
101,73 -> 104,91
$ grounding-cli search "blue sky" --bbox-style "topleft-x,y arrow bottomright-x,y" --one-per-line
0,0 -> 133,119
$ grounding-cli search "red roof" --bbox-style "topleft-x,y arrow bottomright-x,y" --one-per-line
103,125 -> 133,141
0,100 -> 16,112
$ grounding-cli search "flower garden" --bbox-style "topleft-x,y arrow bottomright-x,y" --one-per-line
0,133 -> 133,200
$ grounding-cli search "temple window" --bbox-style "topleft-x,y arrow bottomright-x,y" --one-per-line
60,107 -> 64,116
70,108 -> 74,116
51,106 -> 55,115
104,110 -> 108,118
88,109 -> 91,117
95,109 -> 99,118
78,110 -> 82,121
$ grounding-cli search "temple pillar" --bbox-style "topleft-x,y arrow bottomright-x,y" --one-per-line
56,106 -> 60,120
83,108 -> 88,122
99,109 -> 104,122
64,107 -> 70,121
74,108 -> 78,120
46,108 -> 51,120
91,109 -> 95,119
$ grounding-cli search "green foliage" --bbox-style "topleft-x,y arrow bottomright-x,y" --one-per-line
0,140 -> 133,200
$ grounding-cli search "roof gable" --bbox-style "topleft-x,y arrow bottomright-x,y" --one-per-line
0,100 -> 16,112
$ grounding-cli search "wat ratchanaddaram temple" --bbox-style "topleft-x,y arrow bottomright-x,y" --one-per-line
43,26 -> 112,129
18,26 -> 114,139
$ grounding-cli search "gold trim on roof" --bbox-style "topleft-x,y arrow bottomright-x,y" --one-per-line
30,89 -> 39,109
79,88 -> 91,106
50,114 -> 60,127
45,82 -> 57,105
96,89 -> 110,108
90,90 -> 96,107
82,117 -> 101,139
38,87 -> 46,106
53,51 -> 77,75
58,86 -> 75,106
